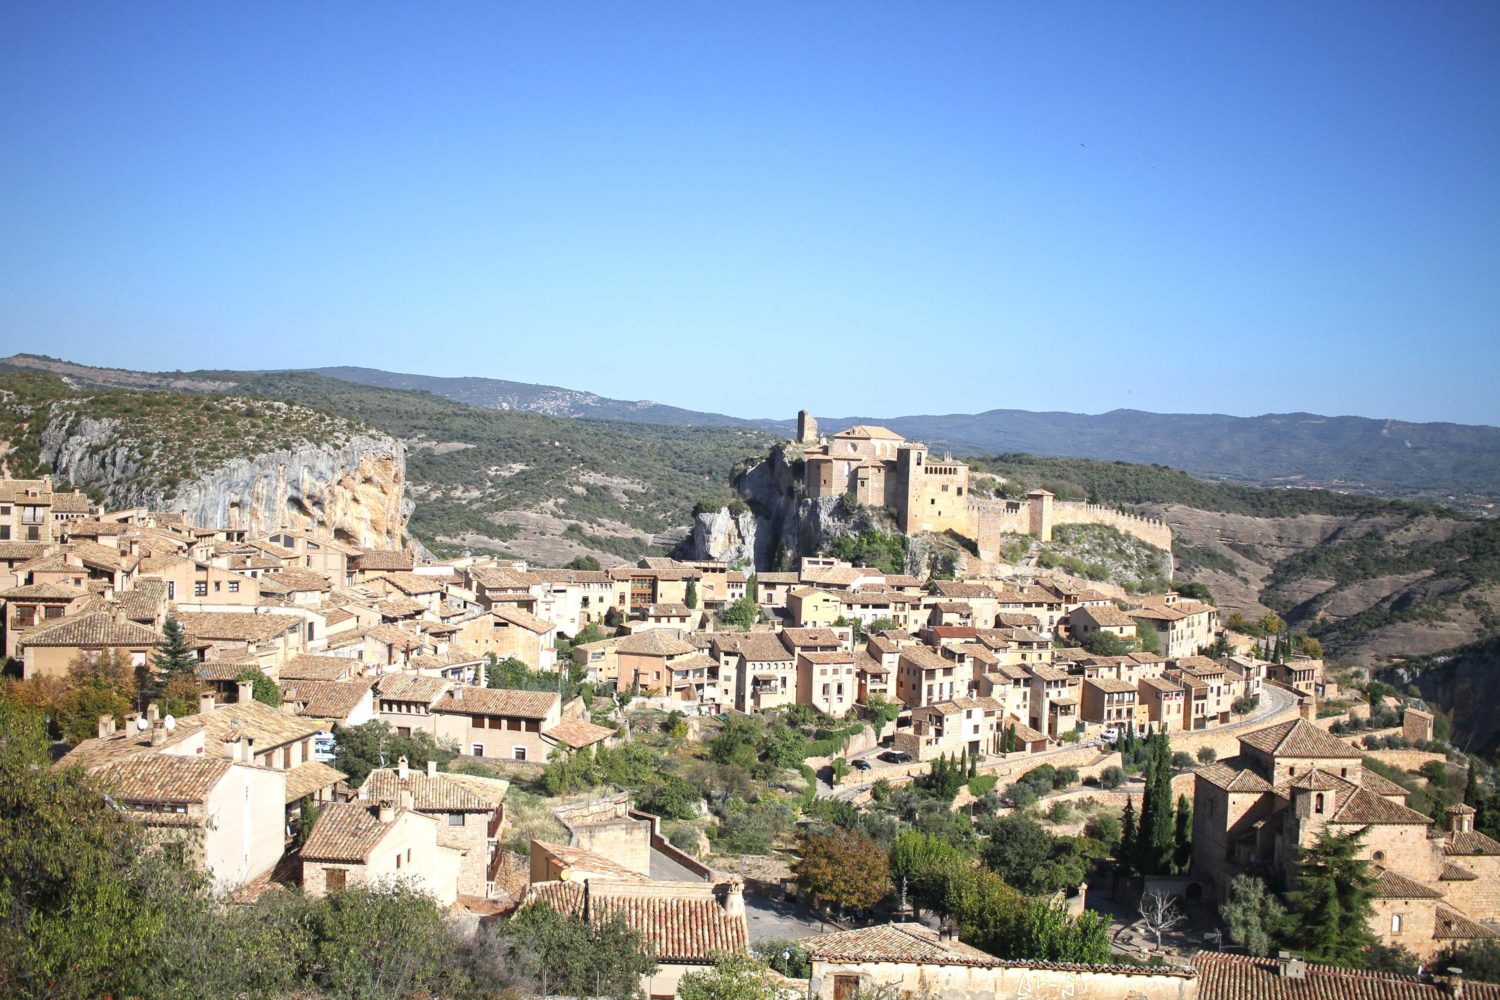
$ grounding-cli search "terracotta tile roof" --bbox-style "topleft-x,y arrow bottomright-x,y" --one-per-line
175,611 -> 301,643
265,567 -> 334,592
377,571 -> 446,596
115,579 -> 169,620
755,572 -> 799,584
800,650 -> 853,665
1440,861 -> 1479,881
526,879 -> 749,963
617,630 -> 696,656
376,595 -> 427,618
361,768 -> 496,812
354,550 -> 414,572
1239,719 -> 1362,759
1194,951 -> 1500,999
1085,677 -> 1136,694
644,602 -> 692,617
1195,763 -> 1275,793
1446,829 -> 1500,857
899,646 -> 952,672
533,842 -> 651,882
0,581 -> 85,601
18,612 -> 164,648
283,760 -> 346,803
431,686 -> 559,719
491,606 -> 555,634
281,678 -> 374,720
1435,904 -> 1498,941
300,802 -> 395,863
781,627 -> 844,648
1369,866 -> 1443,900
281,654 -> 359,681
1286,767 -> 1344,792
713,633 -> 794,663
932,581 -> 997,600
100,755 -> 232,804
181,699 -> 326,753
0,541 -> 47,561
376,673 -> 451,704
1328,787 -> 1433,826
408,646 -> 484,672
544,717 -> 616,750
1141,676 -> 1184,693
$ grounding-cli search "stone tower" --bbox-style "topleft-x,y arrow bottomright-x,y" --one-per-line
796,410 -> 819,445
1027,489 -> 1055,542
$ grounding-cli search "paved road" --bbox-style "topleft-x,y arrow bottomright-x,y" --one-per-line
744,894 -> 838,945
820,682 -> 1298,803
649,848 -> 704,882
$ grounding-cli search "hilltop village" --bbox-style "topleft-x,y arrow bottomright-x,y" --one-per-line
5,459 -> 1499,1000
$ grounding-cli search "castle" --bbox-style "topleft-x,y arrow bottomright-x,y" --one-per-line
795,410 -> 1172,560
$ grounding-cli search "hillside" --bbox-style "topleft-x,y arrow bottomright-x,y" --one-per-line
0,372 -> 408,547
6,354 -> 1498,506
980,453 -> 1498,667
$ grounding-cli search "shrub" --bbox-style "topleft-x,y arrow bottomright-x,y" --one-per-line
1099,766 -> 1125,790
1171,751 -> 1195,771
1197,746 -> 1217,764
968,774 -> 998,797
1054,767 -> 1079,789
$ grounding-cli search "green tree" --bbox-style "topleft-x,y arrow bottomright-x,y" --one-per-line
678,953 -> 783,1000
565,555 -> 601,571
890,830 -> 967,919
53,648 -> 136,745
1081,630 -> 1128,656
1173,581 -> 1215,605
1135,731 -> 1175,875
1017,901 -> 1113,965
150,616 -> 197,698
493,901 -> 656,999
794,829 -> 889,916
982,814 -> 1056,894
1285,826 -> 1378,965
1219,874 -> 1291,957
864,693 -> 901,730
1197,745 -> 1217,764
719,596 -> 760,630
331,721 -> 457,785
1134,619 -> 1162,655
1172,794 -> 1193,872
684,578 -> 699,610
307,883 -> 466,1000
1119,797 -> 1138,873
235,669 -> 281,707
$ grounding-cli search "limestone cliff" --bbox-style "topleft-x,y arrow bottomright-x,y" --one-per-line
690,506 -> 757,566
28,406 -> 410,549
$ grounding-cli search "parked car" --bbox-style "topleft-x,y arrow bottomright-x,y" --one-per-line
312,732 -> 338,762
879,750 -> 912,764
851,758 -> 873,771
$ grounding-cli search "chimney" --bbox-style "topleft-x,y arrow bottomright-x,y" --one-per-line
97,714 -> 116,739
147,703 -> 160,723
398,789 -> 415,812
237,680 -> 254,705
1277,952 -> 1306,980
150,720 -> 167,747
222,738 -> 239,760
455,687 -> 464,701
377,799 -> 396,823
125,711 -> 141,731
199,691 -> 216,714
426,759 -> 438,778
1439,967 -> 1465,999
397,756 -> 409,781
721,877 -> 745,919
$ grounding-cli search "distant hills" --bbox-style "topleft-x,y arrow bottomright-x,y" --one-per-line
5,353 -> 1499,504
307,365 -> 1500,502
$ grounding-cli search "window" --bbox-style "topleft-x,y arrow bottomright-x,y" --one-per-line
513,746 -> 527,761
1392,913 -> 1403,934
448,812 -> 464,827
228,581 -> 239,593
0,526 -> 8,541
326,869 -> 346,890
167,580 -> 175,599
1315,793 -> 1324,814
193,581 -> 207,597
396,853 -> 402,870
213,580 -> 221,592
471,743 -> 484,757
834,975 -> 860,1000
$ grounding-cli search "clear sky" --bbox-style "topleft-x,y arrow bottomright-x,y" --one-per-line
2,3 -> 1497,425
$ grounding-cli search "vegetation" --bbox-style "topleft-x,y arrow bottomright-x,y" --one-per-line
824,528 -> 909,576
330,720 -> 458,785
1037,523 -> 1170,589
235,668 -> 281,707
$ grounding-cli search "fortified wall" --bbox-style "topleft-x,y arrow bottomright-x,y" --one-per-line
973,491 -> 1172,563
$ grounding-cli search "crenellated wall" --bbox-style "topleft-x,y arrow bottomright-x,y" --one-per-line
976,498 -> 1172,562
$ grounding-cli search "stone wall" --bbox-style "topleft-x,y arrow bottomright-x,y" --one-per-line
975,499 -> 1172,563
808,957 -> 1196,1000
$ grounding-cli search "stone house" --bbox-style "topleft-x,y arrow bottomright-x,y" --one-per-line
359,758 -> 508,898
18,610 -> 166,679
300,797 -> 463,906
1027,664 -> 1080,738
1069,604 -> 1139,645
716,632 -> 797,713
797,650 -> 857,717
1191,718 -> 1499,960
431,687 -> 562,763
174,610 -> 306,675
455,607 -> 557,672
1081,676 -> 1138,729
616,629 -> 698,696
375,673 -> 452,737
896,644 -> 965,708
788,587 -> 842,628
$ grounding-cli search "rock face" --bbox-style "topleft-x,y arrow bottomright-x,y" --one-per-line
691,507 -> 757,565
38,417 -> 409,549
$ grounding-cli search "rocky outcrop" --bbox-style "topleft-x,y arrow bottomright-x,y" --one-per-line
691,506 -> 757,565
37,416 -> 410,549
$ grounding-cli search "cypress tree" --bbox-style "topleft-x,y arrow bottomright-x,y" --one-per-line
1173,793 -> 1193,872
1120,798 -> 1138,874
1137,732 -> 1175,874
1286,826 -> 1377,965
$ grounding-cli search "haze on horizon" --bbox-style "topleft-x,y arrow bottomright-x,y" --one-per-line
2,3 -> 1497,426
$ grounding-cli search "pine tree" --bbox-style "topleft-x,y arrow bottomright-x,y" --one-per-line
1120,798 -> 1138,874
1173,794 -> 1193,873
1286,826 -> 1378,965
684,578 -> 698,610
150,616 -> 196,701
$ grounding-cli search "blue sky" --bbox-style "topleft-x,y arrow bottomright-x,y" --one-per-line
2,3 -> 1497,425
